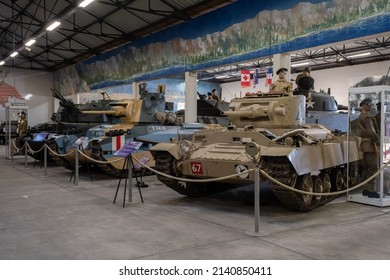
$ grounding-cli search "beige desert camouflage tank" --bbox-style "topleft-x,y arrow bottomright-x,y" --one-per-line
149,93 -> 362,211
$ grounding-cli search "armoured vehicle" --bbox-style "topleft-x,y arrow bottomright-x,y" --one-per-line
59,87 -> 174,177
25,89 -> 113,162
293,76 -> 348,132
149,93 -> 361,211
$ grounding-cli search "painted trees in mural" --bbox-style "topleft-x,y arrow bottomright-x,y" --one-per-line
55,0 -> 390,92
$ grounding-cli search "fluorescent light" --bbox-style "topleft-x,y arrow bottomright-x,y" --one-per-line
47,21 -> 61,31
291,61 -> 310,67
0,61 -> 5,65
24,94 -> 33,100
10,52 -> 18,57
347,52 -> 371,58
25,39 -> 36,47
79,0 -> 95,7
215,74 -> 228,79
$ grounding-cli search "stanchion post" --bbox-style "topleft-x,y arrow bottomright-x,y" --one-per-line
245,142 -> 267,237
75,148 -> 79,186
127,155 -> 133,203
254,164 -> 260,233
44,144 -> 47,176
24,142 -> 28,168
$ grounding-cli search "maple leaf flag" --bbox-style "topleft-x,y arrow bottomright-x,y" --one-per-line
241,69 -> 251,88
265,67 -> 273,86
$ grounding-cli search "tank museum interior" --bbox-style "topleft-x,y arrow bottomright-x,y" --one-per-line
1,0 -> 390,263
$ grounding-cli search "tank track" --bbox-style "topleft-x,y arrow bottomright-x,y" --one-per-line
262,157 -> 339,212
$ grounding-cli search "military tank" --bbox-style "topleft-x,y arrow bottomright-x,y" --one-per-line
58,86 -> 175,177
293,76 -> 348,132
149,92 -> 362,212
25,89 -> 114,163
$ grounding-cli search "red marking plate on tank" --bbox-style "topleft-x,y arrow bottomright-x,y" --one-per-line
190,162 -> 203,174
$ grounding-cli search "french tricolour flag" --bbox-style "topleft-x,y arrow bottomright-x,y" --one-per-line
112,135 -> 125,151
265,67 -> 273,86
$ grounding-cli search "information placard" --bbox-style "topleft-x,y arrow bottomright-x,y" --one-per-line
114,141 -> 143,157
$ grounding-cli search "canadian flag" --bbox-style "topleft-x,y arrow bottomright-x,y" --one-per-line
241,69 -> 251,88
112,135 -> 126,151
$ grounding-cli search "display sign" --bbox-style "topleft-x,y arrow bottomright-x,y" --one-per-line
114,141 -> 143,157
33,132 -> 49,142
71,137 -> 88,148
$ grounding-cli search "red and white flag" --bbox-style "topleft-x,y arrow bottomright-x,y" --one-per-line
241,69 -> 251,88
265,67 -> 273,86
112,135 -> 125,151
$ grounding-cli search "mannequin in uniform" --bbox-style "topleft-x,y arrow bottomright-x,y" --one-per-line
269,68 -> 293,95
16,111 -> 28,137
358,98 -> 380,198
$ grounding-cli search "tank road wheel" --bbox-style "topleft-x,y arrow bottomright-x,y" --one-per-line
296,174 -> 314,206
313,176 -> 323,201
331,168 -> 344,191
320,172 -> 332,194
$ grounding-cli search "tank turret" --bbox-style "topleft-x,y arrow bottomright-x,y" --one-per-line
293,88 -> 348,132
149,93 -> 362,212
221,94 -> 305,127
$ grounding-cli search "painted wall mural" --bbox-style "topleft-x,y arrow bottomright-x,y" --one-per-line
55,0 -> 390,96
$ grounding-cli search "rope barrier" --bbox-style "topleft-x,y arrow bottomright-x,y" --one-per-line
26,141 -> 45,154
18,140 -> 387,198
76,148 -> 124,164
131,155 -> 390,197
45,144 -> 75,157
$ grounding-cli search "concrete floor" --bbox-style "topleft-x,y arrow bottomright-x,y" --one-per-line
1,145 -> 390,260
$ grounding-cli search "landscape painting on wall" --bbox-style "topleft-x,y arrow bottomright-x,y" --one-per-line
55,0 -> 390,95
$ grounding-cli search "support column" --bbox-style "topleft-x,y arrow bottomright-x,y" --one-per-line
133,82 -> 140,100
273,53 -> 292,81
184,72 -> 197,123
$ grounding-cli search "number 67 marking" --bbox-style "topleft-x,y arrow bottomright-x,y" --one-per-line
190,162 -> 203,174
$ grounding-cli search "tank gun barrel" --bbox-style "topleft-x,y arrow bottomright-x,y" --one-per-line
51,88 -> 79,111
81,105 -> 126,117
221,104 -> 274,119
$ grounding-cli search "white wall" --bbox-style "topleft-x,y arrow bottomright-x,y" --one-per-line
221,61 -> 390,107
1,67 -> 54,126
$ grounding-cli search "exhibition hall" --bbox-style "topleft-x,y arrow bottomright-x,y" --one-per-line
1,0 -> 390,265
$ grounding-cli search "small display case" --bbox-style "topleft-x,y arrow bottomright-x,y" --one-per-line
347,85 -> 390,207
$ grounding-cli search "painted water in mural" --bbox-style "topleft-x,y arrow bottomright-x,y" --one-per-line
55,0 -> 390,95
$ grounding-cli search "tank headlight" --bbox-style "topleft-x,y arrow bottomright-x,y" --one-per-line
179,140 -> 192,155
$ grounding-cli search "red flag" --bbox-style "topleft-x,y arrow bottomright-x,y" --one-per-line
112,135 -> 125,151
265,67 -> 273,86
241,70 -> 251,88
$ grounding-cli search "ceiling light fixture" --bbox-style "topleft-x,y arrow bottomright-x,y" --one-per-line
291,61 -> 310,67
10,52 -> 18,58
47,21 -> 61,31
0,61 -> 5,65
346,52 -> 371,58
79,0 -> 95,8
25,39 -> 36,47
24,94 -> 33,100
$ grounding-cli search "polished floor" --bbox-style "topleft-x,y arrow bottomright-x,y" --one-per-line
1,144 -> 390,260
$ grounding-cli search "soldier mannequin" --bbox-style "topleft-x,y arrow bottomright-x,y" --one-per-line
358,98 -> 380,198
16,111 -> 28,137
269,68 -> 293,95
211,89 -> 220,101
